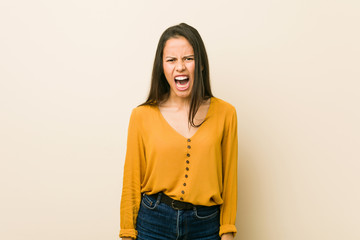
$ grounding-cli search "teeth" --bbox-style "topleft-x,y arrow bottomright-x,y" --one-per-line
175,76 -> 188,81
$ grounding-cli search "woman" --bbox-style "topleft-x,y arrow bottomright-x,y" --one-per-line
120,23 -> 237,240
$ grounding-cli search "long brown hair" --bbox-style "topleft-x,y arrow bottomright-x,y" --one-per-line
140,23 -> 213,127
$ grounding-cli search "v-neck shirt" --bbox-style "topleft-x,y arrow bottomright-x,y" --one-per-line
157,98 -> 212,139
120,97 -> 238,238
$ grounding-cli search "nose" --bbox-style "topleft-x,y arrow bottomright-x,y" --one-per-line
176,60 -> 185,71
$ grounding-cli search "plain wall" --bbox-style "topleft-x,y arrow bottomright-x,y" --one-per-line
1,0 -> 359,239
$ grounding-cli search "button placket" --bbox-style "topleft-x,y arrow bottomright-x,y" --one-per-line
182,138 -> 192,200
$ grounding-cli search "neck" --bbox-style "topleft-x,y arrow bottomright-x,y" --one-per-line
163,93 -> 191,109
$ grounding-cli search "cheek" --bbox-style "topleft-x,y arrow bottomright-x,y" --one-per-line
163,64 -> 173,82
163,64 -> 172,76
188,63 -> 195,77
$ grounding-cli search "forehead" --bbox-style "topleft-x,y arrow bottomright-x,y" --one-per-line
163,37 -> 194,56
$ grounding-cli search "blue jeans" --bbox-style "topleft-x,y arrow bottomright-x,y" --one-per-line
136,193 -> 221,240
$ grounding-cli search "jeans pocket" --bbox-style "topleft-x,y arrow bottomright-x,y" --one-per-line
193,205 -> 219,219
141,193 -> 159,210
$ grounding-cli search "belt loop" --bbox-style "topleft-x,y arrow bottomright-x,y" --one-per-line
156,192 -> 162,204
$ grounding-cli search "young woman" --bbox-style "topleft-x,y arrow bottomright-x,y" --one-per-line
120,23 -> 238,240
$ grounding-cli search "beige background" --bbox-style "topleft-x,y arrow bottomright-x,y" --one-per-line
1,0 -> 359,239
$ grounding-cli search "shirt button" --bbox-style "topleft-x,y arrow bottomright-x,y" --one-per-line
187,153 -> 190,157
187,139 -> 191,142
180,197 -> 184,200
186,160 -> 189,164
186,167 -> 189,171
181,190 -> 185,194
187,145 -> 191,149
185,174 -> 188,178
183,183 -> 186,186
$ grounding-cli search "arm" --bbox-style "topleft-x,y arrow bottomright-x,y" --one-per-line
119,108 -> 146,239
219,107 -> 238,237
222,233 -> 235,240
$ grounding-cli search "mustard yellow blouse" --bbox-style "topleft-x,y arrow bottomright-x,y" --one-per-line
120,97 -> 238,238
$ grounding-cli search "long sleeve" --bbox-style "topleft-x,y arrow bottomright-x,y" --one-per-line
119,108 -> 145,239
119,98 -> 238,238
219,107 -> 238,237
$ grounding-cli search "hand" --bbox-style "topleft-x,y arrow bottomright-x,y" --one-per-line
221,232 -> 234,240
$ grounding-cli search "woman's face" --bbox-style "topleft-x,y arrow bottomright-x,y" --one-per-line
162,37 -> 195,100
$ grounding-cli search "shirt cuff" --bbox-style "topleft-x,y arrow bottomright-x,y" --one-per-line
119,229 -> 137,239
219,224 -> 237,237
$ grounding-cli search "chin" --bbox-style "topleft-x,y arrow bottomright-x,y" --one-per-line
175,90 -> 192,99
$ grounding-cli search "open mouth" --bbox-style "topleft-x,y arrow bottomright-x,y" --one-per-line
174,76 -> 190,90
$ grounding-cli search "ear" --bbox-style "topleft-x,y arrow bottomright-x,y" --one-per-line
201,65 -> 204,71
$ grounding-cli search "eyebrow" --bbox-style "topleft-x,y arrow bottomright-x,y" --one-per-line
165,55 -> 195,59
